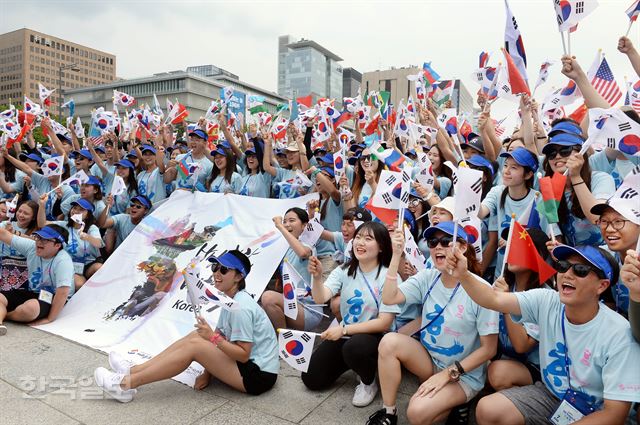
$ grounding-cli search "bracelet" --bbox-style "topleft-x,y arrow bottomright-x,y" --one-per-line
536,136 -> 547,139
571,181 -> 585,187
311,169 -> 321,179
209,333 -> 222,345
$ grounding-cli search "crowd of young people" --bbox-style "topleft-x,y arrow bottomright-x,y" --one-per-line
1,36 -> 639,425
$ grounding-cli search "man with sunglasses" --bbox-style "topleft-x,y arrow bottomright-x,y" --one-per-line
0,224 -> 74,334
448,243 -> 640,425
97,195 -> 152,254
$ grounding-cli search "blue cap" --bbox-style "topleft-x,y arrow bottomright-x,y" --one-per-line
543,132 -> 584,155
409,188 -> 421,198
94,146 -> 106,154
422,221 -> 469,243
548,121 -> 582,138
188,129 -> 208,141
467,154 -> 494,175
403,209 -> 416,233
244,148 -> 257,155
73,149 -> 93,161
115,159 -> 135,169
208,251 -> 250,277
19,153 -> 44,164
34,225 -> 66,244
275,148 -> 286,156
126,150 -> 138,158
70,198 -> 95,213
219,141 -> 231,150
39,146 -> 52,155
552,245 -> 614,282
319,166 -> 335,178
140,145 -> 157,154
130,195 -> 151,209
500,147 -> 538,172
318,153 -> 334,164
84,176 -> 101,186
350,143 -> 365,153
211,148 -> 226,156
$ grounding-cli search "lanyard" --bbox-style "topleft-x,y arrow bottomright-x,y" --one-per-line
560,307 -> 574,390
360,268 -> 380,310
414,273 -> 461,337
239,174 -> 253,195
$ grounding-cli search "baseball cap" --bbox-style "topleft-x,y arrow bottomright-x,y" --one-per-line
208,250 -> 251,277
552,245 -> 615,282
115,159 -> 135,169
19,153 -> 44,164
34,225 -> 66,244
84,176 -> 102,186
140,145 -> 157,154
590,198 -> 640,225
348,207 -> 372,222
130,195 -> 152,209
72,149 -> 93,161
500,147 -> 539,172
461,136 -> 485,154
422,221 -> 469,243
318,153 -> 334,164
467,155 -> 494,176
548,120 -> 583,138
70,198 -> 95,213
188,129 -> 208,141
319,167 -> 335,178
542,132 -> 584,156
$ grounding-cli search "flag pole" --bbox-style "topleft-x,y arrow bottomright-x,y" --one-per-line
626,20 -> 634,38
449,220 -> 460,275
567,31 -> 571,56
501,213 -> 517,278
559,30 -> 568,56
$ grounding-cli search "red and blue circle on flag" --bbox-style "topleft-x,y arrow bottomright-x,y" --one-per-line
283,282 -> 295,300
619,135 -> 640,155
285,340 -> 304,356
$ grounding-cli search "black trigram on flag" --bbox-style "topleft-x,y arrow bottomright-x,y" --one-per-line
619,122 -> 632,132
400,192 -> 410,204
382,193 -> 392,204
282,330 -> 294,339
295,358 -> 306,364
452,174 -> 458,185
306,223 -> 314,232
606,138 -> 617,149
471,178 -> 482,194
466,204 -> 477,215
551,98 -> 560,105
286,302 -> 297,310
474,245 -> 481,254
502,85 -> 511,93
632,165 -> 640,175
620,188 -> 639,199
300,333 -> 311,342
476,73 -> 484,81
576,1 -> 584,13
631,209 -> 640,219
385,175 -> 397,186
282,273 -> 290,281
280,349 -> 289,359
196,280 -> 204,290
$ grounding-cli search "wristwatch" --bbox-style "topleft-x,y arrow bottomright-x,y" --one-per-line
342,325 -> 348,336
448,361 -> 465,382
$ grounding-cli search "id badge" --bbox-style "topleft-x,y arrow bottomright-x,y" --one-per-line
38,290 -> 53,304
550,389 -> 595,425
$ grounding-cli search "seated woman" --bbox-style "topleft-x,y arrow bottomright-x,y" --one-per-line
367,222 -> 499,425
302,222 -> 399,408
94,250 -> 279,402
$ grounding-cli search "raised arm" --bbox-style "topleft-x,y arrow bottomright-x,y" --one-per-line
273,216 -> 311,259
96,194 -> 115,228
86,138 -> 108,176
262,132 -> 277,177
619,36 -> 640,78
3,150 -> 34,177
308,256 -> 333,304
381,231 -> 408,306
561,55 -> 609,109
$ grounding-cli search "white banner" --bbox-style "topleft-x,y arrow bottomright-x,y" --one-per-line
36,190 -> 315,386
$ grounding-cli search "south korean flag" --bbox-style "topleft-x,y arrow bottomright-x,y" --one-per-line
278,329 -> 316,373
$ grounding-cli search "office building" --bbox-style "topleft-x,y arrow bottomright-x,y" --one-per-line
277,35 -> 343,103
0,28 -> 116,116
342,67 -> 361,99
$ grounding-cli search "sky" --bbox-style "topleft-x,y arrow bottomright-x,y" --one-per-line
1,0 -> 638,126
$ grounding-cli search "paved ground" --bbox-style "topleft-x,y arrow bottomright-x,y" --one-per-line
1,322 -> 433,425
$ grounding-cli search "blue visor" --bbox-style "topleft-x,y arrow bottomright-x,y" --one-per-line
140,145 -> 157,154
20,153 -> 44,164
130,195 -> 151,209
208,252 -> 249,277
467,154 -> 494,175
115,159 -> 135,169
70,198 -> 95,213
422,221 -> 469,243
548,121 -> 582,138
188,129 -> 207,141
543,133 -> 584,155
552,245 -> 614,283
500,147 -> 538,172
34,226 -> 66,244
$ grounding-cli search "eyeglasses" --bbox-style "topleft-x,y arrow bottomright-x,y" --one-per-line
546,145 -> 579,160
596,218 -> 629,231
34,235 -> 56,244
129,203 -> 144,210
426,236 -> 454,249
212,264 -> 231,275
554,260 -> 605,279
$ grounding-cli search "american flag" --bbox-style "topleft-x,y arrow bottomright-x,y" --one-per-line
591,57 -> 622,106
88,135 -> 104,146
624,81 -> 640,114
493,117 -> 507,138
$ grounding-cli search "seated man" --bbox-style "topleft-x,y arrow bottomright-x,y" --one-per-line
0,224 -> 75,334
449,244 -> 640,425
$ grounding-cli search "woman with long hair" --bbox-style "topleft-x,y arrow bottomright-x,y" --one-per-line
367,222 -> 498,425
347,148 -> 383,210
0,200 -> 39,292
302,222 -> 399,408
94,250 -> 279,402
238,146 -> 271,198
208,146 -> 241,194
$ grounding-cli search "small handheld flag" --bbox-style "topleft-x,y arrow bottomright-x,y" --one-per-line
41,156 -> 64,177
278,328 -> 316,373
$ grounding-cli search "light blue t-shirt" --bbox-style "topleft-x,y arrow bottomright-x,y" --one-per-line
216,290 -> 279,374
498,312 -> 540,366
52,221 -> 103,274
0,222 -> 27,258
60,194 -> 106,220
399,269 -> 499,392
331,231 -> 351,264
315,197 -> 343,257
1,169 -> 26,198
588,151 -> 640,189
209,172 -> 242,194
513,288 -> 640,407
30,173 -> 75,220
10,235 -> 75,297
324,265 -> 400,327
175,153 -> 213,190
136,167 -> 166,203
559,171 -> 615,247
274,168 -> 310,199
357,183 -> 373,209
237,172 -> 272,198
112,214 -> 137,248
436,176 -> 452,199
283,241 -> 314,291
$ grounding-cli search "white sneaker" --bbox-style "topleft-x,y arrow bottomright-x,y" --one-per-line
0,324 -> 6,336
108,351 -> 132,374
352,380 -> 378,407
94,367 -> 136,403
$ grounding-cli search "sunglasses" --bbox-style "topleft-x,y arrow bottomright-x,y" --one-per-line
212,264 -> 231,275
129,203 -> 144,209
360,154 -> 373,162
546,145 -> 579,160
554,260 -> 604,279
409,198 -> 422,208
426,236 -> 454,249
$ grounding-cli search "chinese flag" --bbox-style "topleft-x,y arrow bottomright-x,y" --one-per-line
502,48 -> 530,96
506,221 -> 556,285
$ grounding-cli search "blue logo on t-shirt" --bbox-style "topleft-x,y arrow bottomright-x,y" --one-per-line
422,304 -> 464,356
543,342 -> 570,398
344,289 -> 364,324
30,266 -> 43,290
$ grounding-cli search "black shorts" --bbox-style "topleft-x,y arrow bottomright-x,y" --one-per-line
0,289 -> 51,320
236,360 -> 277,395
